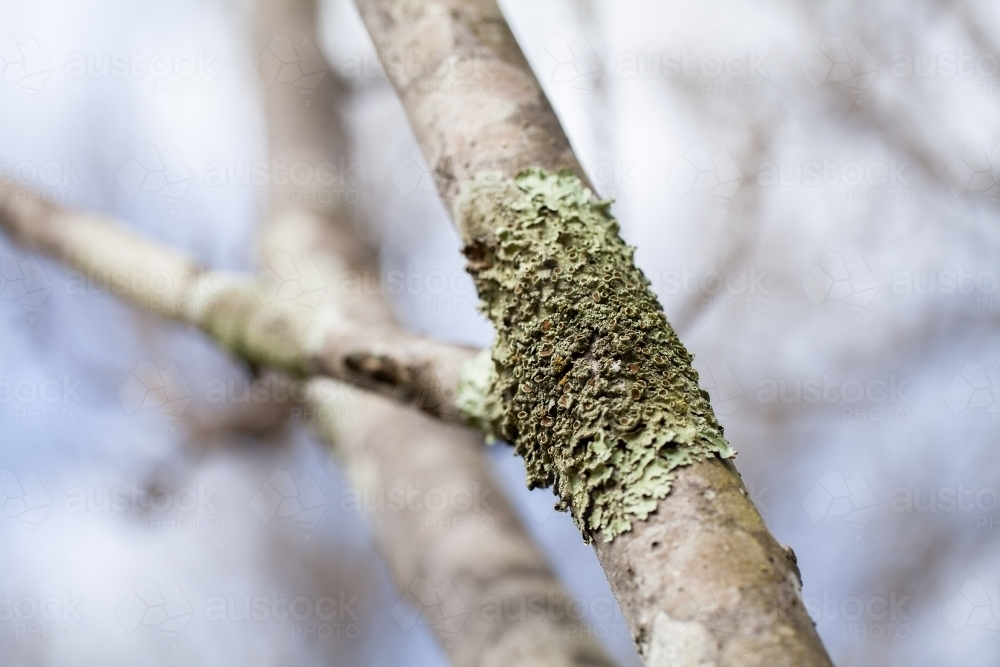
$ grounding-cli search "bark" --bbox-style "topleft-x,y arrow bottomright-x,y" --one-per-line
0,185 -> 473,420
314,381 -> 617,667
352,0 -> 586,204
349,1 -> 834,665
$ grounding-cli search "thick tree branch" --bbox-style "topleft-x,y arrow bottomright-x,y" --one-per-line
350,1 -> 834,665
0,185 -> 474,420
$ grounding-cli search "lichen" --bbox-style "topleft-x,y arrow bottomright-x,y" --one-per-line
456,348 -> 504,441
455,168 -> 734,542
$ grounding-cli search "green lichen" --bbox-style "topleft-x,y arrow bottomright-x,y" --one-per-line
456,348 -> 504,441
455,168 -> 734,542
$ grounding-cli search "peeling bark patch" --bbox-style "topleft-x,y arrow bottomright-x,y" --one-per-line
647,613 -> 720,666
455,168 -> 734,542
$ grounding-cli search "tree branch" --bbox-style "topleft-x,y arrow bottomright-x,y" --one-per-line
350,1 -> 834,664
0,185 -> 474,420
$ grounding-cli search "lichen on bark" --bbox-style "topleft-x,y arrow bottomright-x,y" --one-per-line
455,168 -> 735,542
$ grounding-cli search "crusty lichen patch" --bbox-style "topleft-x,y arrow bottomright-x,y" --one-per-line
455,168 -> 734,542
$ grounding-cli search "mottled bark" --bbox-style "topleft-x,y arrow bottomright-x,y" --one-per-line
352,0 -> 587,204
349,1 -> 834,664
593,458 -> 827,665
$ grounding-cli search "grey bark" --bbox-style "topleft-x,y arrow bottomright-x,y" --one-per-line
348,1 -> 834,664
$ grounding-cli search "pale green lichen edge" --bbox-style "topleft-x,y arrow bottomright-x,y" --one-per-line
455,168 -> 735,543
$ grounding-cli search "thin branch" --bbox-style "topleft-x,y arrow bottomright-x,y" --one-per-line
0,185 -> 474,420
